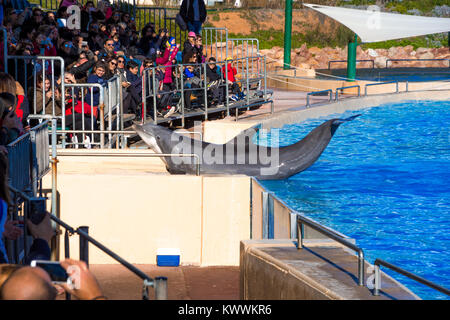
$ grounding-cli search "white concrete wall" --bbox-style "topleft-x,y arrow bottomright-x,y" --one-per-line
43,154 -> 251,266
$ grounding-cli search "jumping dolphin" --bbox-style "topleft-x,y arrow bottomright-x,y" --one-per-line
133,115 -> 359,180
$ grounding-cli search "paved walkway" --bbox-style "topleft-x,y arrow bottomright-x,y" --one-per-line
89,264 -> 240,300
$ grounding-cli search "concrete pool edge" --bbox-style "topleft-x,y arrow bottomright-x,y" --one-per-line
256,90 -> 450,130
239,91 -> 449,299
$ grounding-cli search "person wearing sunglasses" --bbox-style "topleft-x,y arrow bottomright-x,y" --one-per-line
97,38 -> 115,62
22,8 -> 44,31
58,40 -> 79,66
105,57 -> 119,80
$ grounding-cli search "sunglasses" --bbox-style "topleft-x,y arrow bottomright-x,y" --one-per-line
110,62 -> 117,66
106,43 -> 114,47
118,60 -> 124,63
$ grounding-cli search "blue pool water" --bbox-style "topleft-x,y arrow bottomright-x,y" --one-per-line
257,100 -> 450,300
360,73 -> 450,82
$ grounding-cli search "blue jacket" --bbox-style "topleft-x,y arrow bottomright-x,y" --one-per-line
85,74 -> 106,106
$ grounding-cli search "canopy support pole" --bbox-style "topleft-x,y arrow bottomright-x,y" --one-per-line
284,0 -> 293,70
347,34 -> 357,82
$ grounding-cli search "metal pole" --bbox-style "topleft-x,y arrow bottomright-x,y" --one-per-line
79,226 -> 89,266
203,63 -> 208,121
358,250 -> 365,286
152,70 -> 157,125
374,264 -> 381,296
180,66 -> 185,128
284,0 -> 293,70
347,34 -> 357,81
64,230 -> 71,300
154,277 -> 168,300
50,118 -> 59,259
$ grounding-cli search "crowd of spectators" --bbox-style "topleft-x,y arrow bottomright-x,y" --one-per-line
0,0 -> 245,146
0,0 -> 246,299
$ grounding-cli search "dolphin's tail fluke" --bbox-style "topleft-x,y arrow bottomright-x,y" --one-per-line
330,114 -> 361,135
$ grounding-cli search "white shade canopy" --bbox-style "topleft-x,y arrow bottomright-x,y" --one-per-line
304,3 -> 450,43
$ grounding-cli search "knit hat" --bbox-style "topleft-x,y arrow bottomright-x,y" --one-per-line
188,31 -> 196,38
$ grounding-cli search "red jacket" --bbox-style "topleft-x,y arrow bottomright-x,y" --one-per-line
222,63 -> 237,83
156,47 -> 179,84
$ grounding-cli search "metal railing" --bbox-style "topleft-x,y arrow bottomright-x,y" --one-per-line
306,89 -> 333,108
228,38 -> 260,78
202,27 -> 229,63
252,178 -> 450,298
0,27 -> 7,73
365,81 -> 399,96
296,214 -> 365,286
7,132 -> 32,192
39,0 -> 133,11
386,58 -> 450,68
335,85 -> 361,101
7,55 -> 65,104
29,121 -> 51,195
374,259 -> 450,297
7,186 -> 168,300
134,6 -> 167,34
142,55 -> 269,126
328,59 -> 375,70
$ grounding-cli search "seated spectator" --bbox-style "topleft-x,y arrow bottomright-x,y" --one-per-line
97,38 -> 116,62
183,64 -> 203,112
44,11 -> 58,27
80,1 -> 105,35
0,93 -> 25,146
105,56 -> 119,80
84,62 -> 106,118
123,60 -> 142,115
116,55 -> 127,80
28,74 -> 62,116
222,57 -> 244,101
206,57 -> 223,105
22,8 -> 44,33
182,32 -> 197,61
0,73 -> 29,129
88,32 -> 104,54
111,33 -> 121,52
67,49 -> 97,83
195,34 -> 204,64
58,40 -> 79,67
56,6 -> 69,28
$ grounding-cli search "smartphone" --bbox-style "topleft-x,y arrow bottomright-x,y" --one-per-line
30,260 -> 72,286
29,197 -> 47,225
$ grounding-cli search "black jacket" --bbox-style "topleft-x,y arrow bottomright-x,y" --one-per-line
180,0 -> 207,23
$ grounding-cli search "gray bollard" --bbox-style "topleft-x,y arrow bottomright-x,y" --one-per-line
78,226 -> 89,266
154,277 -> 168,300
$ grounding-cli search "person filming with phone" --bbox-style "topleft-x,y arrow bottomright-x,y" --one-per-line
0,210 -> 106,300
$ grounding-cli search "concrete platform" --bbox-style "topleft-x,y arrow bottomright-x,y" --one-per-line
89,264 -> 240,300
240,240 -> 420,300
